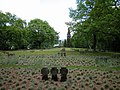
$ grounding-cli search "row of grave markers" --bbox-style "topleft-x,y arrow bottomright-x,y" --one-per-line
58,48 -> 66,57
41,67 -> 68,82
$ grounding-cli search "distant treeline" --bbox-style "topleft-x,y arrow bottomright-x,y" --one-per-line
0,11 -> 59,50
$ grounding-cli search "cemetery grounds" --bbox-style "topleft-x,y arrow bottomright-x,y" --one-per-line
0,48 -> 120,90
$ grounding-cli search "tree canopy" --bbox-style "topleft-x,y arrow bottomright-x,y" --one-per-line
0,11 -> 59,50
28,19 -> 59,49
69,0 -> 120,52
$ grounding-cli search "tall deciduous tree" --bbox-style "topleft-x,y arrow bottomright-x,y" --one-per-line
69,0 -> 120,51
5,12 -> 29,49
0,11 -> 58,50
28,19 -> 58,49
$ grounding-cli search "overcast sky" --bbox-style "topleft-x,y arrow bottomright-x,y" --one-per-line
0,0 -> 76,40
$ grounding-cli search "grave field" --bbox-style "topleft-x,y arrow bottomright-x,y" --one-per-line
0,48 -> 120,90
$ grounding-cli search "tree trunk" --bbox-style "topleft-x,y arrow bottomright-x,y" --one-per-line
93,31 -> 97,51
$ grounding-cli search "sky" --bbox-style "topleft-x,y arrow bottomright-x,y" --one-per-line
0,0 -> 76,40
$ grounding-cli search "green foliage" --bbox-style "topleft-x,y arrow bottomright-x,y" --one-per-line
0,11 -> 29,50
28,19 -> 58,49
69,0 -> 120,51
0,11 -> 59,50
63,39 -> 67,47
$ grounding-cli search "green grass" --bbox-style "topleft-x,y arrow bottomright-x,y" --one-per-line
85,52 -> 113,57
72,48 -> 120,56
67,66 -> 120,70
0,64 -> 43,69
0,64 -> 120,70
0,48 -> 120,70
5,48 -> 80,55
3,48 -> 116,56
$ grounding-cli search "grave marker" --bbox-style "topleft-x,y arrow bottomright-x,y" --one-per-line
60,67 -> 68,82
58,48 -> 66,57
50,67 -> 58,81
41,67 -> 49,80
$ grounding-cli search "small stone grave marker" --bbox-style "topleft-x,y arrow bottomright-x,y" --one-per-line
41,67 -> 49,80
60,67 -> 68,82
50,67 -> 58,81
58,48 -> 66,57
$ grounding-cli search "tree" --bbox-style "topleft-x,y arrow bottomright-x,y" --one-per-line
69,0 -> 120,51
0,11 -> 29,50
67,28 -> 72,47
63,39 -> 67,47
28,19 -> 58,49
69,0 -> 96,50
0,11 -> 59,50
